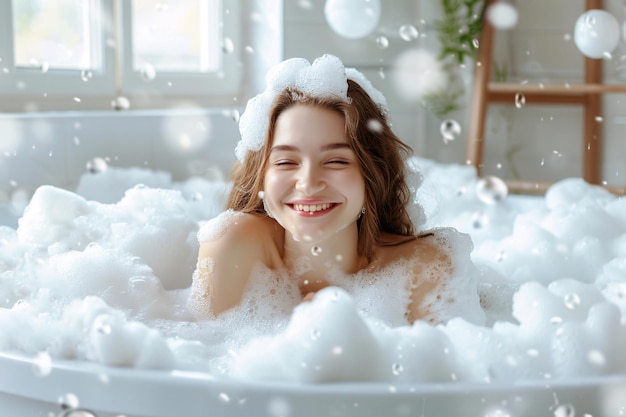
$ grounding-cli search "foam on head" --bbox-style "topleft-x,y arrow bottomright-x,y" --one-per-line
235,54 -> 389,162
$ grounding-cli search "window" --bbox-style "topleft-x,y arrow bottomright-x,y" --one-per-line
0,0 -> 241,111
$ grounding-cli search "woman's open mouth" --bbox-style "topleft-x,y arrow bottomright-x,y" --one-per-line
290,202 -> 337,216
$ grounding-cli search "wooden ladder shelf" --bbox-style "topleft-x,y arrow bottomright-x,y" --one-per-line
465,0 -> 626,194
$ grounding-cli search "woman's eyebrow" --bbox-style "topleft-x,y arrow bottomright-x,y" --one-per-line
270,143 -> 350,153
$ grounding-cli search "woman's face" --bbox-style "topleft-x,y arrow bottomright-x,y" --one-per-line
263,104 -> 365,244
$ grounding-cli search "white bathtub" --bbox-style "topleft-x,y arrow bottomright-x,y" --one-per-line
1,350 -> 625,417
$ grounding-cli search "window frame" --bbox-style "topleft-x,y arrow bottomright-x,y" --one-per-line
0,0 -> 242,112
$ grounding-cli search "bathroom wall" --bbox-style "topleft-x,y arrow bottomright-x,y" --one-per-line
482,0 -> 626,186
283,0 -> 626,187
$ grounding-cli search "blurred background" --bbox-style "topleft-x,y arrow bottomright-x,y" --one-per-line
1,0 -> 626,226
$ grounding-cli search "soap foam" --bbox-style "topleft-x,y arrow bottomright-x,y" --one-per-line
1,160 -> 626,385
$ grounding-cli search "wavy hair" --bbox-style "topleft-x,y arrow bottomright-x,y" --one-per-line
227,80 -> 415,261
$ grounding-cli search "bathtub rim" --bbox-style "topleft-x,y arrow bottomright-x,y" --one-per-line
1,349 -> 626,417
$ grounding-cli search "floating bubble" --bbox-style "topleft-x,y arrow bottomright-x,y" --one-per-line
86,157 -> 108,174
375,36 -> 389,49
10,188 -> 30,216
310,328 -> 321,340
163,113 -> 210,154
588,349 -> 606,366
399,24 -> 419,41
553,403 -> 576,417
367,118 -> 383,133
299,0 -> 313,9
486,2 -> 519,30
222,38 -> 235,54
80,70 -> 93,82
476,176 -> 508,204
140,62 -> 156,81
440,119 -> 462,143
219,392 -> 231,403
331,346 -> 343,355
563,292 -> 581,309
392,363 -> 404,375
40,61 -> 50,73
58,392 -> 80,409
324,0 -> 381,39
111,96 -> 131,111
471,211 -> 488,229
574,9 -> 620,59
391,48 -> 447,102
514,93 -> 526,108
311,246 -> 322,256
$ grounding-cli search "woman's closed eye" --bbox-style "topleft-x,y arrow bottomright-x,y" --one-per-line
326,159 -> 350,166
273,159 -> 298,167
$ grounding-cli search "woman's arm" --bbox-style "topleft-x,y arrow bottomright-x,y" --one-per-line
188,213 -> 267,318
406,237 -> 452,324
406,229 -> 485,325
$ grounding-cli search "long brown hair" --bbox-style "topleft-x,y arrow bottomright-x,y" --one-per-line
227,80 -> 415,261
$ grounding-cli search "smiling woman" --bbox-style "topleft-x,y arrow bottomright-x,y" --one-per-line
188,54 -> 485,325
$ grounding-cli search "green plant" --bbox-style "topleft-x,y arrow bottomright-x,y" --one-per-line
436,0 -> 486,65
423,0 -> 486,118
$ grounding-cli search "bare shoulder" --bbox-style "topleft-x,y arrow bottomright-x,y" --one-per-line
190,211 -> 282,317
198,210 -> 265,243
197,211 -> 282,264
375,229 -> 456,267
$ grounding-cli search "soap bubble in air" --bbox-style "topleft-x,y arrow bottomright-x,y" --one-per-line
324,0 -> 381,39
563,292 -> 581,310
58,392 -> 80,410
111,96 -> 131,111
486,2 -> 519,30
86,157 -> 108,174
80,70 -> 93,82
10,188 -> 30,216
391,48 -> 447,102
573,9 -> 620,59
476,176 -> 508,204
553,403 -> 576,417
222,38 -> 235,54
140,62 -> 156,81
375,36 -> 389,49
440,119 -> 461,144
163,113 -> 211,154
367,118 -> 383,133
399,24 -> 419,41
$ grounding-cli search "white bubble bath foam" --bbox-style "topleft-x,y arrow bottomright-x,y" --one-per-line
2,157 -> 626,417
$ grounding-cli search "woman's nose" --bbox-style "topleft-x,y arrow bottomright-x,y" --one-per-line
295,163 -> 326,195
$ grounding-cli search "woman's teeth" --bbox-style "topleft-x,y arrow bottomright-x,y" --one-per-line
294,203 -> 331,213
